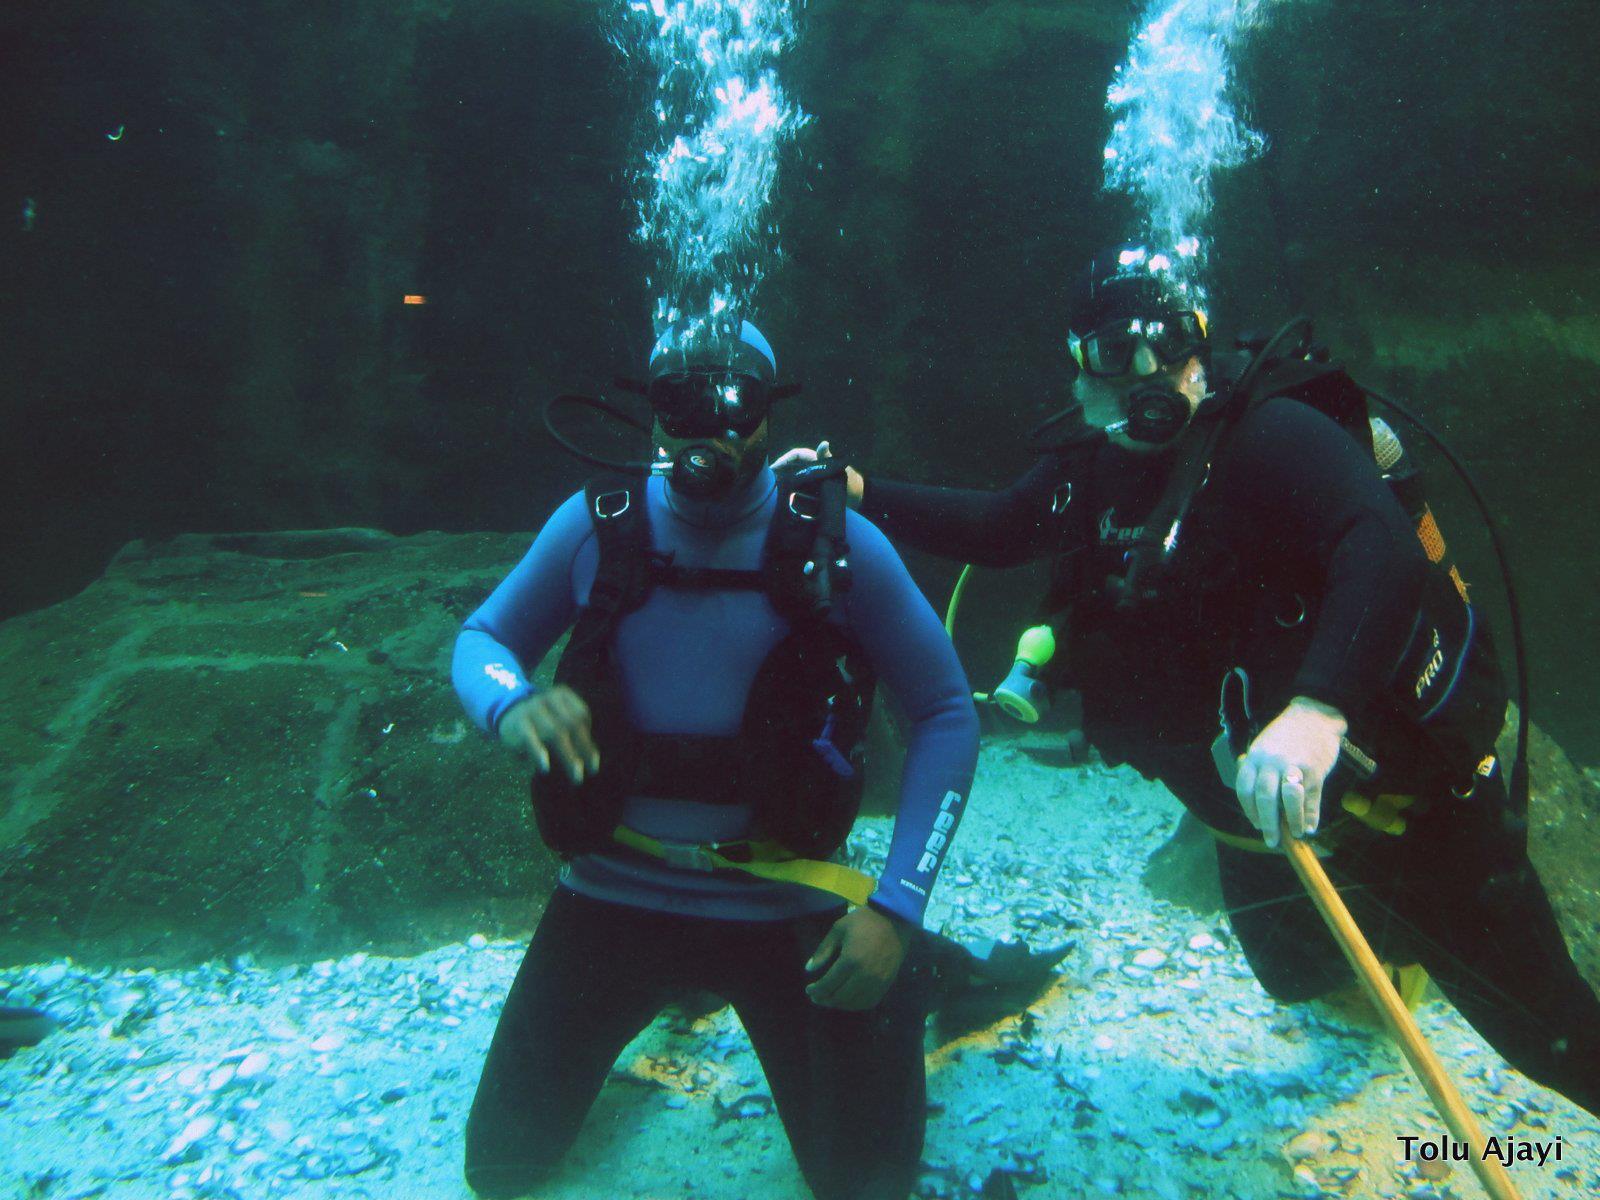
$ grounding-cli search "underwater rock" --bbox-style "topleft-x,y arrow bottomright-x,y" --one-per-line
162,1115 -> 217,1163
1509,710 -> 1600,992
712,1091 -> 774,1123
235,1051 -> 270,1080
1284,1129 -> 1335,1160
1290,1163 -> 1321,1196
0,530 -> 563,967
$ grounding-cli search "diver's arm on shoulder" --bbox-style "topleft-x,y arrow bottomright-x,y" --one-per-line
858,452 -> 1075,568
840,512 -> 980,927
451,490 -> 594,738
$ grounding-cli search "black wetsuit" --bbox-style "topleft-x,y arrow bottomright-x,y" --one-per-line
466,889 -> 933,1200
862,395 -> 1600,1117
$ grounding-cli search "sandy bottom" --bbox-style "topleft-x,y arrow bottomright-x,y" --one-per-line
4,738 -> 1598,1200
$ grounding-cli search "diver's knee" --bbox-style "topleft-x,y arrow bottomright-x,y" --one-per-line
1246,958 -> 1344,1004
464,1159 -> 557,1200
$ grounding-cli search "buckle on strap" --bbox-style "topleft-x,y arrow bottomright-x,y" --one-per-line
656,841 -> 719,872
787,489 -> 819,520
594,489 -> 631,520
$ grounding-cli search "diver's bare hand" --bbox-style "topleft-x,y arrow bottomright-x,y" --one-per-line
771,441 -> 864,507
804,905 -> 912,1010
498,687 -> 601,783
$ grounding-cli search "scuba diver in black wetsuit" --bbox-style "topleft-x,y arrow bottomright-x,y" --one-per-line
777,246 -> 1600,1118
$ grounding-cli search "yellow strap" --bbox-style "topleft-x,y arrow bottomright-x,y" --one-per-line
720,857 -> 876,907
610,826 -> 877,908
1209,827 -> 1278,854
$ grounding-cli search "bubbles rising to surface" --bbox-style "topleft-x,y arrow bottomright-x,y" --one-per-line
613,0 -> 809,349
1103,0 -> 1275,301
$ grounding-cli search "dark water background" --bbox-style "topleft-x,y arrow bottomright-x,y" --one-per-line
2,0 -> 1596,762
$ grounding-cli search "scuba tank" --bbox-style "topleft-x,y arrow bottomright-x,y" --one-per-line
1370,416 -> 1471,605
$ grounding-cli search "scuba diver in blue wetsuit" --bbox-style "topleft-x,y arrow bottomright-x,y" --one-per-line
452,319 -> 980,1200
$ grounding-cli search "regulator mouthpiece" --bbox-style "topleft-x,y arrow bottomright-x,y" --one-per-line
1124,381 -> 1192,444
656,442 -> 739,500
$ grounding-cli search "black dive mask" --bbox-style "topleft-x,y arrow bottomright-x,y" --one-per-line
542,374 -> 794,499
1123,381 -> 1193,444
647,370 -> 771,439
648,368 -> 772,501
1072,311 -> 1207,378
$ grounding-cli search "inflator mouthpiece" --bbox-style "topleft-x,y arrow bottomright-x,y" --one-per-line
993,660 -> 1050,724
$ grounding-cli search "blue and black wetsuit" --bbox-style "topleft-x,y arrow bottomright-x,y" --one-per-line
453,463 -> 979,1199
861,396 -> 1600,1118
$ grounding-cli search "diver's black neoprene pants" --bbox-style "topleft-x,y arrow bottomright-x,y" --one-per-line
1214,774 -> 1600,1118
464,887 -> 932,1200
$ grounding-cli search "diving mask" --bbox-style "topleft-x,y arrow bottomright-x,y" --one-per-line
647,369 -> 771,439
1069,310 -> 1208,379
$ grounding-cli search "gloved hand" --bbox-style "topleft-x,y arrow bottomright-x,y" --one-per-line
498,686 -> 601,783
770,440 -> 865,507
1234,696 -> 1348,848
804,905 -> 912,1010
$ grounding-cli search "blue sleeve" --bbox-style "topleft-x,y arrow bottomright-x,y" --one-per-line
452,491 -> 594,737
840,511 -> 980,927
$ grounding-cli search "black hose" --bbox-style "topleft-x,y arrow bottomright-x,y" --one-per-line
1231,314 -> 1314,405
542,394 -> 654,475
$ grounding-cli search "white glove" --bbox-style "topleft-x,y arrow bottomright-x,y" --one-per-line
1234,696 -> 1348,848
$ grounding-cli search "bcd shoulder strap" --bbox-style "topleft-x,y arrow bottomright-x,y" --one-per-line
765,463 -> 849,625
1220,346 -> 1373,455
1033,433 -> 1108,618
574,475 -> 652,640
536,476 -> 652,857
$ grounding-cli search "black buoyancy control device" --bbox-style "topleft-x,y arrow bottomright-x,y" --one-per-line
1218,318 -> 1518,808
1096,317 -> 1515,809
526,460 -> 878,861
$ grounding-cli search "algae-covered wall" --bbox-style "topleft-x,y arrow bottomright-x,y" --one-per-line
1,0 -> 1596,758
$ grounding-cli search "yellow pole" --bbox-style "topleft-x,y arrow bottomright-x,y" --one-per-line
1283,838 -> 1523,1200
